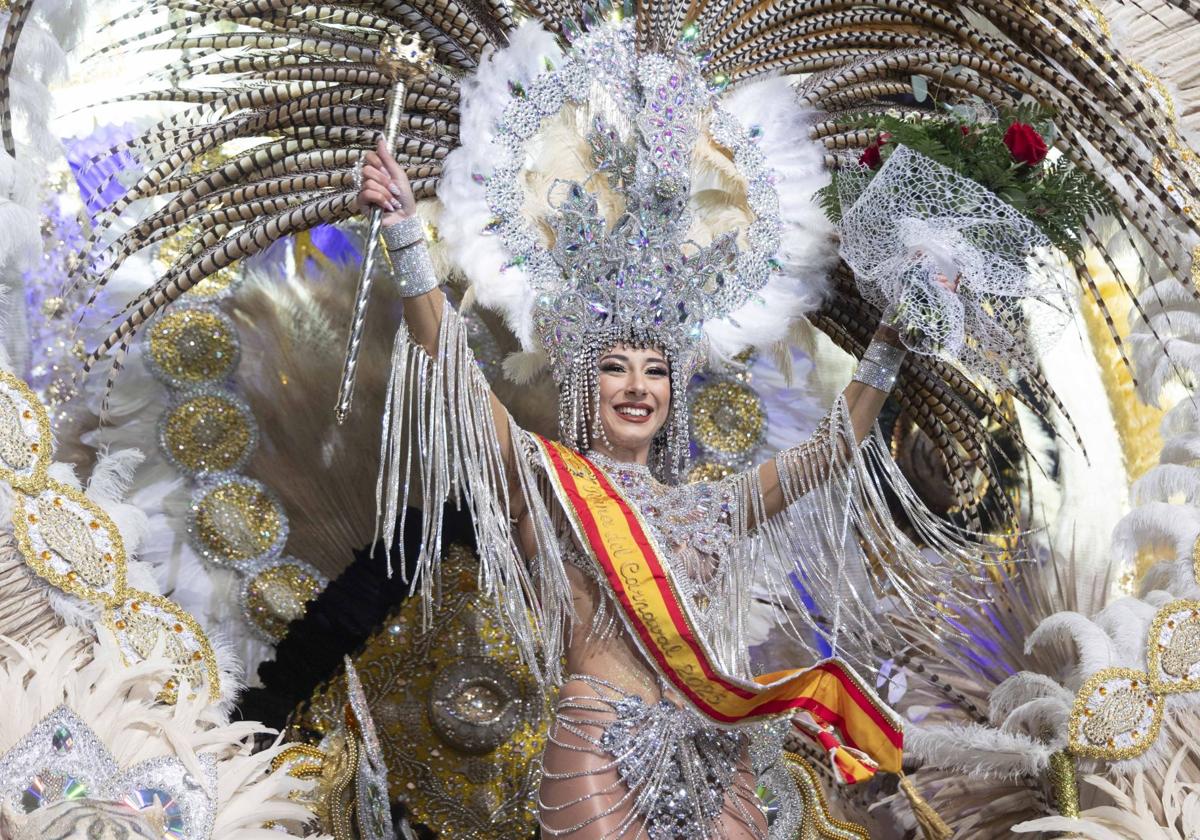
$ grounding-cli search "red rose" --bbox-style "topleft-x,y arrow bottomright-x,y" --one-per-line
960,125 -> 970,136
1003,122 -> 1048,165
859,133 -> 889,170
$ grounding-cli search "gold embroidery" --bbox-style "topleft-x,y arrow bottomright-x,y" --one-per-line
1148,600 -> 1200,695
1068,668 -> 1162,760
0,369 -> 222,703
782,753 -> 871,839
0,375 -> 51,493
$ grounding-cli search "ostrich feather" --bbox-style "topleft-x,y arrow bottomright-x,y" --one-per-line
904,722 -> 1056,778
437,21 -> 564,349
0,625 -> 325,838
705,76 -> 836,363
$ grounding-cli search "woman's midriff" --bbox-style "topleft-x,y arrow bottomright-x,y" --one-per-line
562,564 -> 680,707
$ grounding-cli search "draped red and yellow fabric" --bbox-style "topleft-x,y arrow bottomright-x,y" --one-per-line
535,436 -> 903,783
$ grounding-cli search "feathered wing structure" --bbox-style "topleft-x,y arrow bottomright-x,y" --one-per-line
62,0 -> 1200,523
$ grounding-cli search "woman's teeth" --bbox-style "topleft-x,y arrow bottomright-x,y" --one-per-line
616,406 -> 650,417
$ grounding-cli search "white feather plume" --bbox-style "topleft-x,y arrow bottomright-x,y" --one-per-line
904,722 -> 1056,778
437,22 -> 563,348
704,76 -> 836,362
0,625 -> 324,839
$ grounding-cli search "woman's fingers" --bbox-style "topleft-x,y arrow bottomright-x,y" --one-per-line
362,163 -> 388,185
376,136 -> 406,182
357,185 -> 400,212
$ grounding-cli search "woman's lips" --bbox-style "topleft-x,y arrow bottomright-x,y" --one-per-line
613,403 -> 653,424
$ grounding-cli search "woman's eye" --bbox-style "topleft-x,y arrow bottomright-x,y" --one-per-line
600,363 -> 625,374
647,367 -> 668,377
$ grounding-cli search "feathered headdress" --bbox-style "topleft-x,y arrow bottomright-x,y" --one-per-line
438,18 -> 837,472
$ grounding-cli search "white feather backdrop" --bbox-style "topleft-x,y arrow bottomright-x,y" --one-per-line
0,0 -> 87,375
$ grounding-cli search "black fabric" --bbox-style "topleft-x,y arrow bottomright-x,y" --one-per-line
236,505 -> 478,730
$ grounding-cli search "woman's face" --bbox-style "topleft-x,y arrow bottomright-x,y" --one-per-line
595,344 -> 671,459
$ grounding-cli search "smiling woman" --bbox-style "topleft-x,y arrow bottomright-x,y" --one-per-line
346,18 -> 1000,836
593,347 -> 673,464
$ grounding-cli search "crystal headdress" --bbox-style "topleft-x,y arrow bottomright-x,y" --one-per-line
440,20 -> 834,476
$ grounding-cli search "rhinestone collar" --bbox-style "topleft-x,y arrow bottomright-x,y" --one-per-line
585,450 -> 653,478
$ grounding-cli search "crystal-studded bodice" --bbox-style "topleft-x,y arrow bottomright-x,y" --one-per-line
555,451 -> 751,703
584,452 -> 740,615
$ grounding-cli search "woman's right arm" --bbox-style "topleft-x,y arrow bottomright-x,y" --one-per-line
360,140 -> 529,531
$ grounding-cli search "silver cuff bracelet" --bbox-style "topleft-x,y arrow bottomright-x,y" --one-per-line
390,241 -> 440,297
851,358 -> 898,392
382,216 -> 425,251
862,337 -> 906,369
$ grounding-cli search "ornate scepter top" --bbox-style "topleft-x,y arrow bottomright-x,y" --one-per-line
378,33 -> 434,83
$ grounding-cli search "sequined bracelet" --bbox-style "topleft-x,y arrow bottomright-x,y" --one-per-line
389,241 -> 440,297
851,344 -> 902,392
382,216 -> 424,251
862,337 -> 906,369
851,358 -> 896,392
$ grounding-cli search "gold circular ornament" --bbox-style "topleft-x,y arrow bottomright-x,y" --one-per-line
0,371 -> 52,493
159,389 -> 257,476
241,557 -> 328,641
689,378 -> 765,460
188,476 -> 288,569
686,460 -> 735,483
145,305 -> 239,388
289,544 -> 547,839
1068,667 -> 1163,760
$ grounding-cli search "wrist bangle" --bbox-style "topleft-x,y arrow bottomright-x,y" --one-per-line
862,337 -> 906,369
851,356 -> 899,392
382,216 -> 424,251
390,241 -> 440,297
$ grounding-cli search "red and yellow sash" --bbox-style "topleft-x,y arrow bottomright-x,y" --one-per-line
535,436 -> 903,783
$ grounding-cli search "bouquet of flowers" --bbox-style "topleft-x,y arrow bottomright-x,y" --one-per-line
818,106 -> 1111,386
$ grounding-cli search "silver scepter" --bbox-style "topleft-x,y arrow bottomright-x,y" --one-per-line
335,33 -> 432,424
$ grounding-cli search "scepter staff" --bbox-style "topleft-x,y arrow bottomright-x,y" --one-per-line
335,33 -> 432,424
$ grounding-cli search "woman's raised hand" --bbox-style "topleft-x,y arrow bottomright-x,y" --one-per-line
932,272 -> 961,293
356,136 -> 416,226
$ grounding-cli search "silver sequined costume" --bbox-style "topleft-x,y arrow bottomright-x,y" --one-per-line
376,302 -> 979,839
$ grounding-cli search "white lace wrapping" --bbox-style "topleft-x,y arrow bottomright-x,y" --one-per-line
838,145 -> 1073,387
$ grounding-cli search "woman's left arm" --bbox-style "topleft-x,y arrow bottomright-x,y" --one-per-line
754,321 -> 906,522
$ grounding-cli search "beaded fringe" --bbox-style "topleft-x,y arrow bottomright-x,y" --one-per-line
376,302 -> 982,698
376,301 -> 571,689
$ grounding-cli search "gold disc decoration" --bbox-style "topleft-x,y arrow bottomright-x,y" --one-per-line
144,305 -> 240,388
289,544 -> 548,839
689,375 -> 766,472
240,557 -> 329,641
686,460 -> 735,483
188,476 -> 289,569
0,369 -> 222,702
159,388 -> 258,477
